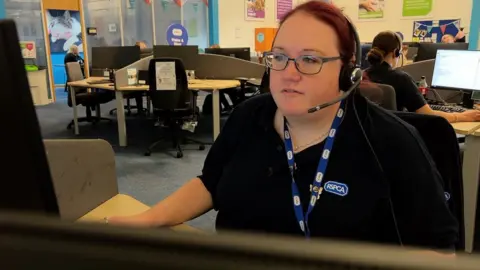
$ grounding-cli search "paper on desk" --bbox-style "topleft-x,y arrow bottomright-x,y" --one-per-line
155,62 -> 176,90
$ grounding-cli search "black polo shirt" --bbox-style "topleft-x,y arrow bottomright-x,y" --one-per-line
199,93 -> 458,251
365,62 -> 427,112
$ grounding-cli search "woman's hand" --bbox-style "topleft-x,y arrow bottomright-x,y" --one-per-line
359,0 -> 376,11
107,213 -> 156,227
459,110 -> 480,122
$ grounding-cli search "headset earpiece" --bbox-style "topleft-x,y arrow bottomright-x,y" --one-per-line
338,16 -> 363,92
339,62 -> 362,91
394,32 -> 402,58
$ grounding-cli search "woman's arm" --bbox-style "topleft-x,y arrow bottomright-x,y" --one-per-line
108,102 -> 249,227
108,178 -> 212,227
416,104 -> 480,123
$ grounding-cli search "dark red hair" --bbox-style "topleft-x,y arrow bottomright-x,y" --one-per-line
277,1 -> 379,94
279,1 -> 355,64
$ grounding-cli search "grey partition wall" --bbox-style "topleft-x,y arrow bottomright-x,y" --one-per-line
195,54 -> 265,79
114,56 -> 153,88
397,59 -> 435,84
44,139 -> 119,221
398,59 -> 462,104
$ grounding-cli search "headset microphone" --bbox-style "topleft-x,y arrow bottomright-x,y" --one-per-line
307,68 -> 362,114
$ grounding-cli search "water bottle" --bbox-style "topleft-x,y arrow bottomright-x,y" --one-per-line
419,76 -> 428,97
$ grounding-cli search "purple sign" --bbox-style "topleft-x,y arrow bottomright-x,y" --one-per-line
276,0 -> 293,21
245,0 -> 266,20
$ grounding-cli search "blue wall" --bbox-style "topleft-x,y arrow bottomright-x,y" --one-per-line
0,0 -> 5,19
208,0 -> 219,46
468,0 -> 480,50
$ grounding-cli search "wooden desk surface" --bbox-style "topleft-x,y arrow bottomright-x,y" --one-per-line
68,77 -> 240,92
78,194 -> 202,233
117,79 -> 240,91
67,76 -> 115,90
451,122 -> 480,135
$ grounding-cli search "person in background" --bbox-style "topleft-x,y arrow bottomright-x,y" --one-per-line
365,31 -> 480,122
132,41 -> 147,115
107,2 -> 458,254
454,28 -> 466,43
64,45 -> 84,91
64,44 -> 83,65
441,34 -> 455,44
135,41 -> 147,49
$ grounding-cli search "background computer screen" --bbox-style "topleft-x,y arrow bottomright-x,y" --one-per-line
360,44 -> 372,69
431,49 -> 480,91
415,42 -> 469,62
153,45 -> 199,70
204,47 -> 251,61
91,46 -> 140,69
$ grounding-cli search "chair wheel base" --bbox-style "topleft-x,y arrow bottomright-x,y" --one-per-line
176,152 -> 183,158
199,144 -> 205,150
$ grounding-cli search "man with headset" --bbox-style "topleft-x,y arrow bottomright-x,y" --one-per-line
107,2 -> 458,253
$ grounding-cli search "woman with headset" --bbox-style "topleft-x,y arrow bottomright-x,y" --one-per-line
107,2 -> 458,253
365,31 -> 480,122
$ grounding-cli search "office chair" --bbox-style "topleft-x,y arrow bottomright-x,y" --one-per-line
250,71 -> 270,96
65,62 -> 114,130
145,58 -> 205,158
360,83 -> 397,110
393,112 -> 464,251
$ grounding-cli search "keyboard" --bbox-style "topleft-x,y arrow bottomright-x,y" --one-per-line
430,104 -> 466,113
88,79 -> 112,85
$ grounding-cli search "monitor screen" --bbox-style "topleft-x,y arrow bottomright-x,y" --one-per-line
153,45 -> 199,70
431,50 -> 480,92
360,44 -> 372,69
204,47 -> 251,61
91,46 -> 140,69
1,211 -> 478,270
415,42 -> 469,62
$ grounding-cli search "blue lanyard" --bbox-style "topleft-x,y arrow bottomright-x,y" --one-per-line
283,101 -> 345,238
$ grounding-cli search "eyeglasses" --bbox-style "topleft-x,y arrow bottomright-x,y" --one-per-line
263,51 -> 341,75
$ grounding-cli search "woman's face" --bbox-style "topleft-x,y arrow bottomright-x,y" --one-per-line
269,12 -> 343,117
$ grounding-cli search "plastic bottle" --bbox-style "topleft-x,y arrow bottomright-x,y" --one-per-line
419,76 -> 428,97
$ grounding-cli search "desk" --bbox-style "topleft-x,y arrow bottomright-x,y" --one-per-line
68,77 -> 239,146
78,194 -> 201,233
452,122 -> 480,252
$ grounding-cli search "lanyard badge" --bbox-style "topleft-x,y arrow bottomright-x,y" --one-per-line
283,101 -> 345,238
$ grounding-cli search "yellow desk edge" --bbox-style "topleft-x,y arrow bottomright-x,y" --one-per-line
78,194 -> 203,233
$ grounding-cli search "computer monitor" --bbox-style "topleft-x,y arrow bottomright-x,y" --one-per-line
431,49 -> 480,108
91,46 -> 141,69
414,42 -> 469,62
0,20 -> 59,215
1,211 -> 479,270
432,50 -> 480,92
360,43 -> 372,69
204,47 -> 251,61
153,45 -> 199,70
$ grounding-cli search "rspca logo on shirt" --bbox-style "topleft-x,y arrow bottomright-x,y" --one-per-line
324,181 -> 349,197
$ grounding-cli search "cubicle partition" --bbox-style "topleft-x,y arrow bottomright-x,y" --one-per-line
397,59 -> 463,104
114,55 -> 152,88
44,139 -> 118,221
195,54 -> 265,79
